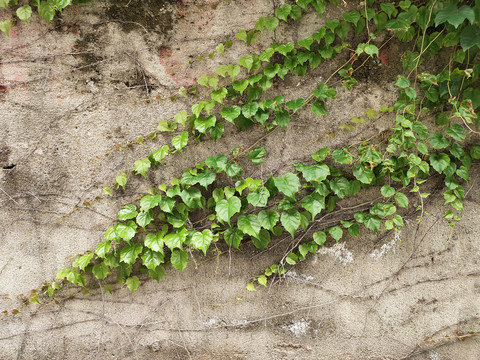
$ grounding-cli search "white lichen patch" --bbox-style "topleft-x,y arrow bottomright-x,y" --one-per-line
370,231 -> 401,261
286,319 -> 310,337
317,242 -> 354,265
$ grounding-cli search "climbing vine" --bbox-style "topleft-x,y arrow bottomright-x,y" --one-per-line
2,0 -> 479,306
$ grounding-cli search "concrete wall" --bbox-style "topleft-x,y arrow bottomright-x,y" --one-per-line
0,1 -> 479,359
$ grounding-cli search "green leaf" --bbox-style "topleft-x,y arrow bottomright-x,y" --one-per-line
242,102 -> 259,118
164,228 -> 187,251
180,187 -> 203,209
149,265 -> 166,282
235,29 -> 247,42
412,122 -> 428,140
226,161 -> 243,179
247,147 -> 267,165
286,252 -> 299,265
209,122 -> 224,143
120,243 -> 143,264
194,115 -> 216,134
348,223 -> 360,237
152,145 -> 169,163
233,79 -> 249,94
311,100 -> 328,116
115,221 -> 137,242
328,226 -> 343,241
133,157 -> 151,177
295,163 -> 330,183
275,3 -> 292,21
313,84 -> 337,99
286,98 -> 305,113
118,204 -> 138,221
102,186 -> 112,196
144,231 -> 165,253
246,283 -> 256,291
227,65 -> 241,82
445,124 -> 466,141
343,10 -> 361,26
73,253 -> 94,271
141,249 -> 164,270
329,177 -> 350,199
394,192 -> 409,208
172,131 -> 188,152
258,210 -> 279,231
211,87 -> 228,104
190,229 -> 213,255
380,3 -> 397,18
265,16 -> 279,31
311,147 -> 330,162
312,231 -> 327,246
247,187 -> 270,207
470,145 -> 480,159
221,106 -> 241,124
116,173 -> 127,189
394,75 -> 410,88
38,1 -> 55,22
216,43 -> 225,54
364,215 -> 381,232
215,196 -> 241,224
460,25 -> 480,51
274,173 -> 300,199
157,120 -> 177,132
206,154 -> 228,172
353,163 -> 375,184
92,262 -> 110,280
16,5 -> 32,22
95,240 -> 111,259
252,229 -> 271,250
238,55 -> 254,72
281,209 -> 301,238
300,192 -> 325,219
332,148 -> 354,164
140,194 -> 162,212
275,110 -> 290,129
126,276 -> 140,292
435,4 -> 475,28
430,153 -> 451,173
238,214 -> 261,238
224,227 -> 243,248
429,133 -> 450,149
136,210 -> 154,229
381,185 -> 395,197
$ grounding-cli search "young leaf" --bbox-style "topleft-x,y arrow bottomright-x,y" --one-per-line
275,3 -> 292,22
264,17 -> 279,32
116,173 -> 127,189
152,145 -> 169,163
165,228 -> 187,251
16,5 -> 32,22
172,131 -> 188,152
118,204 -> 138,221
300,192 -> 325,219
73,253 -> 94,271
136,210 -> 154,229
328,226 -> 343,241
224,227 -> 244,248
157,120 -> 177,132
221,105 -> 241,124
133,157 -> 151,177
242,102 -> 259,118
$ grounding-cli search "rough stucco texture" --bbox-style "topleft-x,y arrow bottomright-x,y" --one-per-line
0,1 -> 479,359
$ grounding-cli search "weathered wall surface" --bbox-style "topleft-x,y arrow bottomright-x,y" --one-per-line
0,1 -> 479,359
